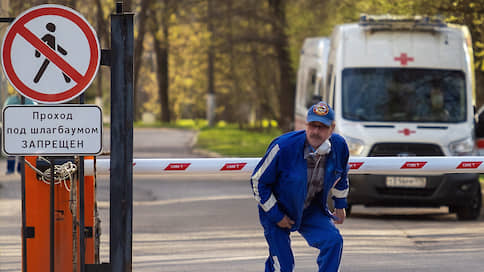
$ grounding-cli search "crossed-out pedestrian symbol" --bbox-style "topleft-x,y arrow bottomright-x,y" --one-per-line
34,22 -> 71,83
1,4 -> 100,104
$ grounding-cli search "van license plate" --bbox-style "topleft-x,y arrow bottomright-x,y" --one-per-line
385,176 -> 426,188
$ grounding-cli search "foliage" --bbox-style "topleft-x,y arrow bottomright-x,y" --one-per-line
169,20 -> 210,120
134,118 -> 281,156
196,123 -> 282,157
3,0 -> 484,128
134,118 -> 208,129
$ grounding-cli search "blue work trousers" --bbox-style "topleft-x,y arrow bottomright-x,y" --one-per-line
6,156 -> 21,174
263,205 -> 343,272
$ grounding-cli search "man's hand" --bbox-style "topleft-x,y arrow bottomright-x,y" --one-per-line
277,215 -> 295,229
333,208 -> 346,224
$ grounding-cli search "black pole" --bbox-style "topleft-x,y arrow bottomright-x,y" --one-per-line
21,158 -> 26,272
49,158 -> 55,272
79,156 -> 85,271
110,2 -> 134,271
79,95 -> 85,272
20,97 -> 27,272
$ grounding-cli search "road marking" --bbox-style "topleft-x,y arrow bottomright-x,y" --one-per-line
97,194 -> 252,208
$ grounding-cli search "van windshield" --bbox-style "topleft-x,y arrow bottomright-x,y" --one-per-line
342,68 -> 467,123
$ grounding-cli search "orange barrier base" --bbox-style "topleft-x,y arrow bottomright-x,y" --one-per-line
23,156 -> 95,272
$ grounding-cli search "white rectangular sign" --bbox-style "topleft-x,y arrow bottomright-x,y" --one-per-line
2,105 -> 102,156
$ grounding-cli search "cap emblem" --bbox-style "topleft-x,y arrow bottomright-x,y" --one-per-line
313,102 -> 329,116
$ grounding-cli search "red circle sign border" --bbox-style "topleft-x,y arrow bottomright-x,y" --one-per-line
1,5 -> 100,103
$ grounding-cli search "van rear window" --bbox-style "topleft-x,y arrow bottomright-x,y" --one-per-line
342,68 -> 466,123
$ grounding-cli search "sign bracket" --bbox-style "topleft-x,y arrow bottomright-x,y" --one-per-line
0,17 -> 14,23
101,49 -> 111,67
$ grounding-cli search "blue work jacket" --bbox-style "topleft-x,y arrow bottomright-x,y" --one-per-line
250,130 -> 349,231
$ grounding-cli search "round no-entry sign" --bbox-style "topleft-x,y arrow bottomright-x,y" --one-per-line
1,4 -> 100,104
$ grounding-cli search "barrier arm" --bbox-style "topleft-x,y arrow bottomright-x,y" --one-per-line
85,157 -> 484,176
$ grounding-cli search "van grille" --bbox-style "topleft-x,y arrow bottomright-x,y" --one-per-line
375,187 -> 435,197
369,143 -> 444,157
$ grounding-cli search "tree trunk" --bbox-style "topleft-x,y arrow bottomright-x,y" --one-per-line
268,0 -> 295,132
94,0 -> 109,104
69,0 -> 77,9
133,0 -> 151,121
153,20 -> 170,123
123,0 -> 133,12
207,0 -> 216,126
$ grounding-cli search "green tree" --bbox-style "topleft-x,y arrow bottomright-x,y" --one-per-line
7,0 -> 484,128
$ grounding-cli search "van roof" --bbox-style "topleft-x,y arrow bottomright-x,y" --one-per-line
301,37 -> 330,58
331,21 -> 468,70
359,14 -> 447,32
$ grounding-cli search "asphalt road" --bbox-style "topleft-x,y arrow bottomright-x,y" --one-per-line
1,128 -> 484,271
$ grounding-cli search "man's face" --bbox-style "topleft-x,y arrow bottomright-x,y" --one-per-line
306,121 -> 335,148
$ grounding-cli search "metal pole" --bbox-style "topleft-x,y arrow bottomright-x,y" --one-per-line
79,95 -> 85,272
20,95 -> 27,272
21,158 -> 26,272
110,2 -> 134,271
79,155 -> 85,272
49,158 -> 55,272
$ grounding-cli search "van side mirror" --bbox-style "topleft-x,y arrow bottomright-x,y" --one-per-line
476,110 -> 484,137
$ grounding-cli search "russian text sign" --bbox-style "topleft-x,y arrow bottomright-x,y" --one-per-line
1,5 -> 100,103
2,105 -> 102,155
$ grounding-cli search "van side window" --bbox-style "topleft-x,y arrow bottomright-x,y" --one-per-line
305,68 -> 318,107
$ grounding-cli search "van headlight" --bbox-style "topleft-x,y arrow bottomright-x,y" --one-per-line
449,137 -> 475,156
344,135 -> 365,156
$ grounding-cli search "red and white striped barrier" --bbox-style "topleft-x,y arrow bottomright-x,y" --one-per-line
347,157 -> 484,175
84,158 -> 259,176
84,156 -> 484,176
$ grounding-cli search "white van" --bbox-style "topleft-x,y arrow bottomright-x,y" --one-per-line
295,15 -> 481,220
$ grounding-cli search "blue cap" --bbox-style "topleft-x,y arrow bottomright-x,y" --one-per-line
307,101 -> 334,127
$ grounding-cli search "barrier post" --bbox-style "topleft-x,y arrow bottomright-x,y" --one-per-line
22,156 -> 96,272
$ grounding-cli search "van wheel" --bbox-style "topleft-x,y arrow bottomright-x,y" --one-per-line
455,183 -> 482,221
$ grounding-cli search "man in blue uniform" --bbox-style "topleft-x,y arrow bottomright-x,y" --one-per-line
251,101 -> 349,272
